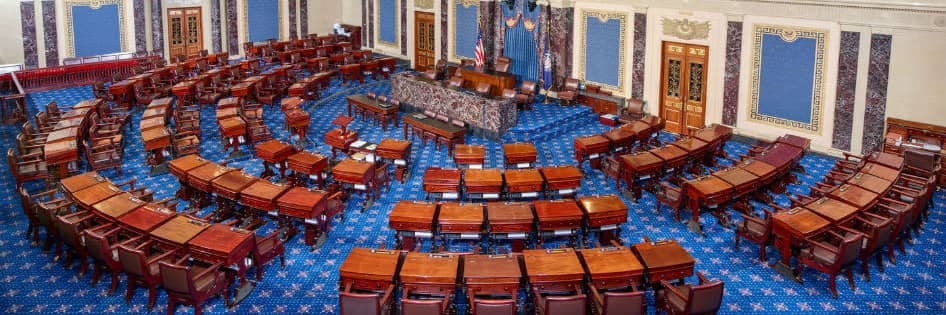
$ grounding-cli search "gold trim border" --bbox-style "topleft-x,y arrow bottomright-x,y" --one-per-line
376,0 -> 400,49
242,0 -> 284,43
450,0 -> 479,62
577,9 -> 627,96
64,0 -> 128,57
748,24 -> 828,135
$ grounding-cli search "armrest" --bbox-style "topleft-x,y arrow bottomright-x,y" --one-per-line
768,202 -> 789,212
659,280 -> 687,300
802,237 -> 839,253
379,285 -> 395,308
738,213 -> 767,228
85,223 -> 116,235
697,272 -> 711,284
843,152 -> 864,162
147,249 -> 179,265
114,178 -> 137,190
192,262 -> 225,283
119,235 -> 144,247
32,189 -> 60,199
588,284 -> 605,309
904,165 -> 933,177
136,240 -> 155,250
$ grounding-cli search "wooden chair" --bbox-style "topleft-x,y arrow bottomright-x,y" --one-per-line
658,272 -> 724,315
796,230 -> 864,298
494,57 -> 511,73
174,108 -> 201,136
34,111 -> 57,133
362,59 -> 380,80
623,98 -> 646,120
134,82 -> 159,108
21,122 -> 49,145
25,188 -> 72,251
870,197 -> 911,262
341,64 -> 364,85
534,289 -> 586,315
557,78 -> 580,105
475,82 -> 492,96
45,101 -> 64,121
16,133 -> 44,156
401,296 -> 450,315
589,284 -> 645,315
379,58 -> 398,79
251,231 -> 286,281
423,69 -> 438,80
469,299 -> 516,315
195,82 -> 222,108
84,225 -> 135,294
173,131 -> 201,157
734,209 -> 775,262
515,80 -> 537,110
256,78 -> 281,109
159,257 -> 230,315
840,213 -> 894,281
55,210 -> 100,275
92,81 -> 114,101
339,283 -> 394,315
247,120 -> 274,145
118,242 -> 179,310
7,148 -> 48,189
460,59 -> 475,68
448,76 -> 464,88
601,156 -> 623,190
85,142 -> 123,175
149,76 -> 172,96
655,181 -> 686,221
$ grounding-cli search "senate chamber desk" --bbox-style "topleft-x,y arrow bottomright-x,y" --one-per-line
391,73 -> 516,139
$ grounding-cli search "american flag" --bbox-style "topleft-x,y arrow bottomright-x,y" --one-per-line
474,31 -> 485,68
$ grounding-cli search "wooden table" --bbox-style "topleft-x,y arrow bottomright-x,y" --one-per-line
255,140 -> 297,179
437,202 -> 484,248
339,248 -> 402,292
619,152 -> 664,200
276,187 -> 332,247
848,172 -> 893,194
376,139 -> 412,182
403,113 -> 466,155
805,197 -> 859,223
464,169 -> 503,200
454,144 -> 486,167
149,216 -> 211,251
771,208 -> 831,279
59,172 -> 107,198
574,135 -> 610,169
389,201 -> 438,251
333,159 -> 377,211
578,195 -> 628,245
503,143 -> 537,168
71,182 -> 123,210
504,169 -> 544,199
631,239 -> 695,284
286,151 -> 329,188
533,200 -> 583,247
399,252 -> 461,297
523,248 -> 585,293
423,168 -> 462,200
581,246 -> 645,289
347,94 -> 399,130
188,224 -> 255,287
91,192 -> 146,222
486,202 -> 534,252
539,166 -> 583,198
463,254 -> 522,299
117,204 -> 177,236
828,183 -> 879,210
685,176 -> 735,233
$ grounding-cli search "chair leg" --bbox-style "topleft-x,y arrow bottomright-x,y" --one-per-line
147,286 -> 157,310
845,268 -> 856,290
125,279 -> 136,302
861,260 -> 870,282
108,271 -> 119,295
759,244 -> 767,262
876,253 -> 885,272
828,273 -> 839,299
166,300 -> 175,315
733,234 -> 741,251
91,265 -> 103,286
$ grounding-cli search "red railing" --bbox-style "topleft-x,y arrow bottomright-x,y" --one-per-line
0,55 -> 159,93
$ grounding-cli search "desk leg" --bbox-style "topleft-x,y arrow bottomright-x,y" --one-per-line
403,124 -> 409,140
686,199 -> 704,235
260,162 -> 275,179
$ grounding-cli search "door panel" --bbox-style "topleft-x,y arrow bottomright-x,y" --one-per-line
414,12 -> 435,71
168,7 -> 203,61
660,42 -> 708,135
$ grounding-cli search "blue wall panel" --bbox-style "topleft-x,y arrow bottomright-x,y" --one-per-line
379,0 -> 397,43
454,4 -> 478,59
757,34 -> 816,124
247,0 -> 278,42
584,17 -> 621,86
73,4 -> 121,57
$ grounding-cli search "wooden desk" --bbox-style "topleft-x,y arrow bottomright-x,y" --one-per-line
464,169 -> 503,200
376,139 -> 412,182
325,128 -> 358,160
463,254 -> 522,298
631,239 -> 695,284
452,67 -> 516,97
651,144 -> 689,174
602,127 -> 637,154
533,200 -> 583,246
240,180 -> 290,214
118,204 -> 176,236
670,137 -> 710,157
503,143 -> 537,168
771,208 -> 831,278
141,127 -> 171,161
211,171 -> 259,219
333,159 -> 377,207
539,166 -> 583,198
286,151 -> 329,188
580,246 -> 645,289
574,135 -> 610,169
619,151 -> 664,200
339,248 -> 402,292
692,124 -> 733,146
218,117 -> 247,155
276,187 -> 331,247
389,201 -> 438,251
777,134 -> 812,150
59,171 -> 107,196
255,140 -> 296,179
437,202 -> 484,246
423,168 -> 462,200
399,252 -> 461,296
188,224 -> 255,285
149,216 -> 211,251
713,167 -> 759,211
91,192 -> 146,222
347,94 -> 399,130
523,248 -> 585,293
805,197 -> 859,223
486,202 -> 534,251
454,144 -> 486,167
168,155 -> 209,200
71,182 -> 123,210
828,184 -> 879,210
403,113 -> 466,155
140,117 -> 165,131
578,195 -> 628,244
215,107 -> 239,121
740,159 -> 778,187
756,144 -> 804,172
504,169 -> 544,199
848,172 -> 893,194
862,162 -> 899,181
685,176 -> 734,233
187,163 -> 237,194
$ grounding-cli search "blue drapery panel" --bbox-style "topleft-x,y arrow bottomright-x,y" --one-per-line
379,0 -> 397,43
502,0 -> 539,82
73,4 -> 121,57
247,0 -> 278,42
757,34 -> 817,124
584,17 -> 621,87
454,3 -> 478,59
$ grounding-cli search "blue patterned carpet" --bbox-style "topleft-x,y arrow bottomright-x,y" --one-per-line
0,73 -> 944,314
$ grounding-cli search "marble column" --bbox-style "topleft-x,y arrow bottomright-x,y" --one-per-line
362,0 -> 368,45
549,6 -> 573,91
441,0 -> 448,61
20,1 -> 37,69
722,21 -> 743,126
289,0 -> 297,39
211,0 -> 222,52
151,0 -> 164,56
490,1 -> 503,66
831,31 -> 860,151
401,0 -> 407,55
630,13 -> 646,99
134,0 -> 147,53
42,0 -> 58,66
227,0 -> 238,53
300,0 -> 308,36
861,34 -> 892,154
368,0 -> 374,48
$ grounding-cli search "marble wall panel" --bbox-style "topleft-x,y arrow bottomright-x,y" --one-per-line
134,0 -> 147,53
21,2 -> 37,69
227,0 -> 238,53
631,13 -> 646,99
151,0 -> 164,56
832,31 -> 859,150
289,0 -> 297,39
300,0 -> 308,36
862,34 -> 892,154
549,6 -> 572,91
211,0 -> 222,52
42,0 -> 58,66
441,0 -> 448,61
401,0 -> 407,55
722,21 -> 742,126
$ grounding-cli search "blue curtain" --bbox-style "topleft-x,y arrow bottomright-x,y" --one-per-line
502,0 -> 539,82
73,4 -> 121,57
248,0 -> 279,42
454,3 -> 479,59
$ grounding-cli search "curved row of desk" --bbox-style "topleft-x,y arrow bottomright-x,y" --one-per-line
422,165 -> 584,201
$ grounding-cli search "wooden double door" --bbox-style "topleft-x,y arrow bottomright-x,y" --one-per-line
660,41 -> 708,134
168,7 -> 203,60
414,11 -> 436,71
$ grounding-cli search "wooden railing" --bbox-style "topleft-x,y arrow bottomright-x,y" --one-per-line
0,54 -> 159,93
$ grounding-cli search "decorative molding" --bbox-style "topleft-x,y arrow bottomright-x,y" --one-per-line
577,8 -> 628,95
458,0 -> 479,7
63,0 -> 128,57
416,0 -> 435,10
748,24 -> 829,134
661,17 -> 711,40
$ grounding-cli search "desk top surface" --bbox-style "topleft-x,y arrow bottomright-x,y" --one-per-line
687,176 -> 734,196
713,167 -> 759,187
848,172 -> 893,194
581,246 -> 645,278
670,137 -> 709,153
117,205 -> 176,233
862,163 -> 900,181
463,254 -> 522,281
92,192 -> 146,219
539,166 -> 583,180
772,208 -> 831,237
438,202 -> 484,224
211,171 -> 259,194
651,145 -> 688,161
240,181 -> 291,203
340,248 -> 401,281
805,197 -> 860,222
740,160 -> 777,178
578,195 -> 628,216
60,172 -> 107,193
503,168 -> 543,183
486,202 -> 535,223
522,248 -> 585,281
72,182 -> 122,208
389,201 -> 438,226
277,187 -> 328,209
631,239 -> 695,270
464,169 -> 504,184
399,252 -> 461,285
829,184 -> 879,209
533,200 -> 584,220
168,155 -> 209,176
150,216 -> 211,246
188,224 -> 254,255
503,143 -> 537,156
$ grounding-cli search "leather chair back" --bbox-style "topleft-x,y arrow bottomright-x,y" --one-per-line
449,77 -> 464,88
502,88 -> 517,99
626,98 -> 645,117
545,294 -> 586,315
83,230 -> 112,263
520,81 -> 537,94
494,60 -> 511,72
838,233 -> 863,266
687,280 -> 724,314
339,291 -> 382,315
904,149 -> 939,173
564,78 -> 580,92
603,291 -> 645,315
473,298 -> 516,315
117,245 -> 147,277
402,298 -> 443,315
158,261 -> 192,294
475,82 -> 492,95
